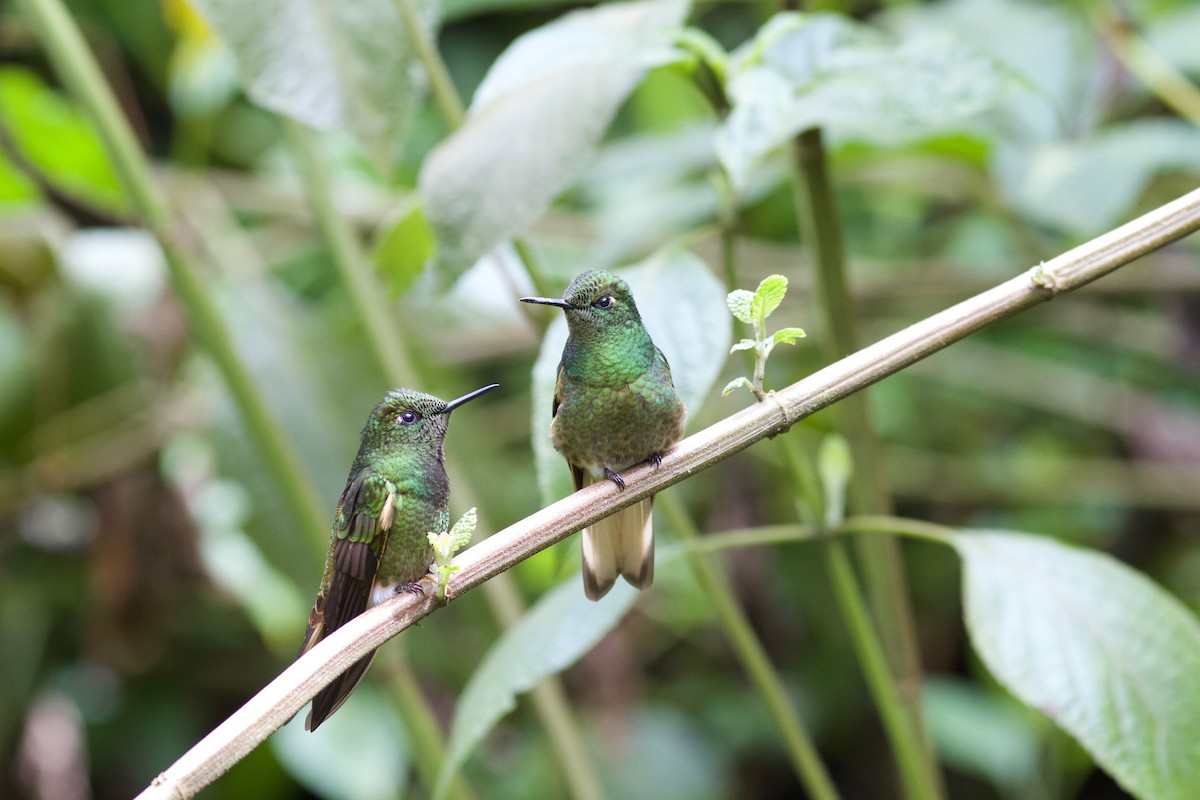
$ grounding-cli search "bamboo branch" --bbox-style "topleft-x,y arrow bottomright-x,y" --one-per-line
134,186 -> 1200,800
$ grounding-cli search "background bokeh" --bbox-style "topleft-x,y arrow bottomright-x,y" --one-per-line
1,0 -> 1199,798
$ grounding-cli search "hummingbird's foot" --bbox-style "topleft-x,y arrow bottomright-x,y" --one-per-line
603,467 -> 626,490
395,581 -> 427,597
648,452 -> 663,469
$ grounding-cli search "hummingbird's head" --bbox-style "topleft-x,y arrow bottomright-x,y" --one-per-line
362,385 -> 499,454
520,270 -> 642,335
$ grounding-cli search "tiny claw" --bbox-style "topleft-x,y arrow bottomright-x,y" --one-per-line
603,467 -> 626,490
395,582 -> 427,596
648,453 -> 662,469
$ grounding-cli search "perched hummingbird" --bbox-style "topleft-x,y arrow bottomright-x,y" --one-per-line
298,384 -> 498,731
522,271 -> 685,601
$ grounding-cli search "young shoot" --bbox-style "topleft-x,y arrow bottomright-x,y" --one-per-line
427,507 -> 478,601
723,274 -> 807,400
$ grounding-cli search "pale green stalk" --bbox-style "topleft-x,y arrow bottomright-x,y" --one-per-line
791,128 -> 943,797
659,494 -> 842,800
16,0 -> 327,548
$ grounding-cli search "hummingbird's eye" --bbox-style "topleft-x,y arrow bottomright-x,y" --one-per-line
592,295 -> 613,310
398,409 -> 420,426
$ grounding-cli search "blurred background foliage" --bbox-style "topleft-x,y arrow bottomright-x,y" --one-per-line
0,0 -> 1198,799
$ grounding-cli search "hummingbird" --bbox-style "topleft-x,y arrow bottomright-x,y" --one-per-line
522,271 -> 685,601
298,384 -> 498,731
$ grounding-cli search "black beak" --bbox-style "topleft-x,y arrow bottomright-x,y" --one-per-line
442,383 -> 500,414
520,296 -> 578,310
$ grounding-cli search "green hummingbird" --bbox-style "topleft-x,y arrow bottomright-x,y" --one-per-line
298,384 -> 498,731
522,271 -> 686,601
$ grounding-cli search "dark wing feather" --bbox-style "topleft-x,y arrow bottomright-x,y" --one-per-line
300,469 -> 395,730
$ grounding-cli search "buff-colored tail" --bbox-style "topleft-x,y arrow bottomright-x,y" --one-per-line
581,475 -> 654,601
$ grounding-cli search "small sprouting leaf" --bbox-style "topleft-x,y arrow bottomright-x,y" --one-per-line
751,274 -> 788,321
729,339 -> 757,353
725,289 -> 755,324
449,507 -> 477,550
434,578 -> 638,800
722,377 -> 751,397
954,532 -> 1200,800
817,433 -> 851,529
771,327 -> 807,346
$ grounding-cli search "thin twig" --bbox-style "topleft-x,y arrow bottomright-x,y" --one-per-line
134,186 -> 1200,800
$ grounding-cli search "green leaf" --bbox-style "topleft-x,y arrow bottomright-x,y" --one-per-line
771,327 -> 807,346
434,578 -> 639,800
372,202 -> 434,297
729,339 -> 757,353
954,532 -> 1200,800
531,248 -> 730,505
189,0 -> 432,173
999,119 -> 1200,235
420,0 -> 691,278
449,507 -> 477,550
0,67 -> 128,213
725,289 -> 755,324
715,12 -> 1012,190
751,274 -> 787,321
272,684 -> 409,800
721,377 -> 750,397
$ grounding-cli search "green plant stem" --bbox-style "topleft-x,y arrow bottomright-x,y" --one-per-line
476,559 -> 606,800
17,0 -> 328,548
1092,4 -> 1200,127
286,121 -> 417,386
790,128 -> 941,797
384,649 -> 478,800
393,0 -> 555,300
779,439 -> 939,799
821,537 -> 938,800
659,493 -> 841,800
290,111 -> 604,800
396,0 -> 465,128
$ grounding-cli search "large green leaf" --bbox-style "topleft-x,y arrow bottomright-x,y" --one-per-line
0,67 -> 127,213
999,119 -> 1200,235
190,0 -> 432,173
955,532 -> 1200,800
715,12 -> 1011,190
433,578 -> 639,800
420,0 -> 691,278
272,683 -> 409,800
530,248 -> 731,505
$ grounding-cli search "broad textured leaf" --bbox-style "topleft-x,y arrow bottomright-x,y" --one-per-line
273,684 -> 408,800
998,119 -> 1200,235
725,289 -> 754,324
531,249 -> 731,505
190,0 -> 432,172
955,531 -> 1200,800
434,578 -> 638,800
751,274 -> 787,321
373,202 -> 435,297
449,507 -> 477,549
715,12 -> 1011,190
420,0 -> 691,278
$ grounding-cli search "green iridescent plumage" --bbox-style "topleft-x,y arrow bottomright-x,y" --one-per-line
523,270 -> 686,600
298,384 -> 497,730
